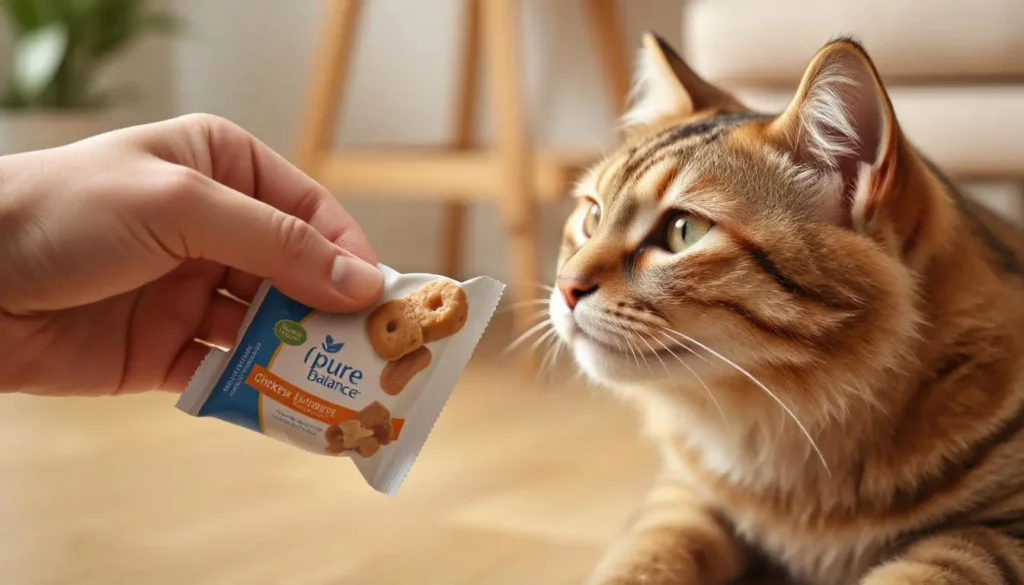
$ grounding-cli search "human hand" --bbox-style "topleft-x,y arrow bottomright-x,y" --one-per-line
0,114 -> 384,396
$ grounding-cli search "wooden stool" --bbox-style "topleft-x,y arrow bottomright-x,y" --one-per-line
295,0 -> 629,364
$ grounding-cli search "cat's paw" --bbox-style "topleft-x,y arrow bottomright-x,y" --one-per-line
585,537 -> 700,585
586,565 -> 694,585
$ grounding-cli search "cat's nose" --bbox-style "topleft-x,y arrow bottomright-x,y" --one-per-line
556,276 -> 598,310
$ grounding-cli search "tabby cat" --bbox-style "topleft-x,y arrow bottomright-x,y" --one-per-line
548,33 -> 1024,585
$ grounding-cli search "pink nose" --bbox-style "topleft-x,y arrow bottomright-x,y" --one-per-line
556,276 -> 598,310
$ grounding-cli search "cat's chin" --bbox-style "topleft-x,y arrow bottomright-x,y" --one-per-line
570,338 -> 641,383
549,291 -> 625,383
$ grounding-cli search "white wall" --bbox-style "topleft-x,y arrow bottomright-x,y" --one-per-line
2,0 -> 1015,284
170,0 -> 682,283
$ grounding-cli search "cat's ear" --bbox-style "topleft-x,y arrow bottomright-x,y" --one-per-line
769,38 -> 904,225
621,32 -> 743,128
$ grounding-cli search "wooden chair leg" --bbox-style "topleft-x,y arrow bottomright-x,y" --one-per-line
295,0 -> 363,175
442,0 -> 482,280
584,0 -> 632,117
1008,182 -> 1024,226
482,0 -> 541,371
441,205 -> 468,280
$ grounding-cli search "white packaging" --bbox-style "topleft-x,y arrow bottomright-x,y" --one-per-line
177,265 -> 504,496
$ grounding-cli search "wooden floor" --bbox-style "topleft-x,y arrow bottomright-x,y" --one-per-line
0,319 -> 657,584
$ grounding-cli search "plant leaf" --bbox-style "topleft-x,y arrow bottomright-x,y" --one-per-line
3,0 -> 181,109
12,23 -> 69,101
325,335 -> 335,346
2,0 -> 47,32
140,11 -> 180,34
82,0 -> 133,58
67,0 -> 101,14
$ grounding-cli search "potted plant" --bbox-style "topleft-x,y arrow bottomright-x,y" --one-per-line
0,0 -> 177,154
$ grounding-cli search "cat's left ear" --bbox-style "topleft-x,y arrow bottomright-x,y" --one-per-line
621,32 -> 744,128
769,39 -> 905,227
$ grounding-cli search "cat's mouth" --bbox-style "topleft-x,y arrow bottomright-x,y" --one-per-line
574,320 -> 684,361
573,326 -> 632,355
549,291 -> 694,375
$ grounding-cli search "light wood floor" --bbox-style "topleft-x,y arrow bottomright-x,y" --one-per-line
0,319 -> 657,584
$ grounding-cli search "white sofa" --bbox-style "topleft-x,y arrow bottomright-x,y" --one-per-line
679,0 -> 1024,182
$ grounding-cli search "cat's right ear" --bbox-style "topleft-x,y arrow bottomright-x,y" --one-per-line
621,32 -> 743,129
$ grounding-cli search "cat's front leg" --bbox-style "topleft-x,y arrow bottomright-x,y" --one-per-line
587,481 -> 748,585
861,527 -> 1024,585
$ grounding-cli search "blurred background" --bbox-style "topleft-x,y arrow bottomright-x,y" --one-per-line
0,1 -> 1021,584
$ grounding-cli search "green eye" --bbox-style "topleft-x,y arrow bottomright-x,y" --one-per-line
664,213 -> 712,253
582,202 -> 601,237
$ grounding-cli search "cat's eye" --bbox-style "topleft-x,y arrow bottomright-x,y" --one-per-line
663,213 -> 712,253
582,201 -> 601,237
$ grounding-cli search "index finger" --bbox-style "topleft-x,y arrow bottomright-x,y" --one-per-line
142,113 -> 378,264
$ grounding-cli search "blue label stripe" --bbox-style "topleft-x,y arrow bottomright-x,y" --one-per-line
197,287 -> 313,434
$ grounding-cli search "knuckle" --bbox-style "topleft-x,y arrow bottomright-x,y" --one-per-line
173,113 -> 243,154
274,212 -> 316,260
156,166 -> 207,206
126,166 -> 209,232
175,112 -> 236,134
129,167 -> 210,258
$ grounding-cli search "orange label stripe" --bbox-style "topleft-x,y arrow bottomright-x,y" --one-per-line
245,365 -> 404,438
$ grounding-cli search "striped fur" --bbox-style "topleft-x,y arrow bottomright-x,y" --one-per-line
550,33 -> 1024,585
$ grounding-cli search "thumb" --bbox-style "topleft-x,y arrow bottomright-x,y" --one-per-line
172,179 -> 384,312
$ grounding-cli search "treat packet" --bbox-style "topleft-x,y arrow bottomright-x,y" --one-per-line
177,264 -> 504,496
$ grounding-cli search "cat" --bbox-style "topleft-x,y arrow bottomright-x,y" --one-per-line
547,32 -> 1024,585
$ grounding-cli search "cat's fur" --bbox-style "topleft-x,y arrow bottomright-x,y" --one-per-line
548,33 -> 1024,585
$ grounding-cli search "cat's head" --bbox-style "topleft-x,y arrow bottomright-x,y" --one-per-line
549,34 -> 942,422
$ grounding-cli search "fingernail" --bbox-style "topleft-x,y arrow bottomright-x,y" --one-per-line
331,254 -> 383,301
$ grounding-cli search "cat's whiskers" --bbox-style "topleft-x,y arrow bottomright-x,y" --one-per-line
629,332 -> 655,375
502,305 -> 569,382
525,282 -> 556,294
618,321 -> 702,412
529,327 -> 560,355
624,336 -> 643,371
673,339 -> 710,364
652,330 -> 730,430
632,327 -> 673,378
496,298 -> 553,316
539,333 -> 564,378
504,313 -> 554,354
660,326 -> 830,475
590,316 -> 664,377
614,319 -> 724,424
525,307 -> 554,326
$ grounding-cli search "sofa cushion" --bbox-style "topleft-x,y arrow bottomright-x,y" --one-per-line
682,0 -> 1024,84
730,84 -> 1024,178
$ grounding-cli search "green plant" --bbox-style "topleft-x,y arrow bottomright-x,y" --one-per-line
1,0 -> 178,110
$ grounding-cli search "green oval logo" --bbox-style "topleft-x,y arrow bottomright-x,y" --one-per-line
273,319 -> 307,346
